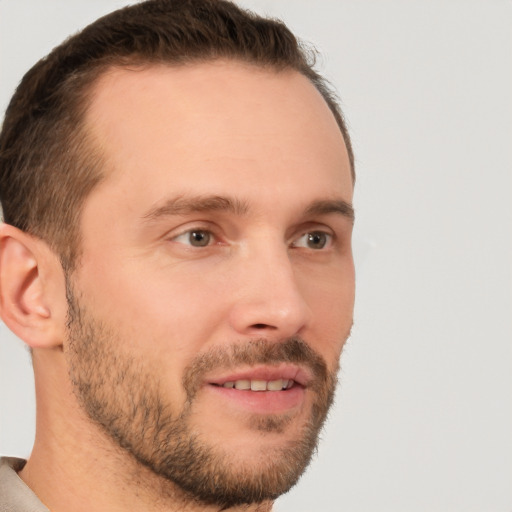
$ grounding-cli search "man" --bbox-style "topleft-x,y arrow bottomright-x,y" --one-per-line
0,1 -> 355,510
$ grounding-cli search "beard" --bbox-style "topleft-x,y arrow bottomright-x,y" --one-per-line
64,281 -> 340,508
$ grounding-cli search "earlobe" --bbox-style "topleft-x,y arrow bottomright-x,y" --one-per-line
0,223 -> 66,348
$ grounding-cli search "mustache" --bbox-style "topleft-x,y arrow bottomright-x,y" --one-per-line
182,336 -> 332,401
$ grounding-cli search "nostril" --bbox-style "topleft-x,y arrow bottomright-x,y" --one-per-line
251,323 -> 275,330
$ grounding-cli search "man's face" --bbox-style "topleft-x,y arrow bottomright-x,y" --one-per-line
65,61 -> 354,506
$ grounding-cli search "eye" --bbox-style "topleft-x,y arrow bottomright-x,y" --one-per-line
172,229 -> 213,247
292,231 -> 332,250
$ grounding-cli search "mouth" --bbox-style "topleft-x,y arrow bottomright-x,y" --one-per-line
211,378 -> 296,391
203,365 -> 310,414
206,364 -> 310,389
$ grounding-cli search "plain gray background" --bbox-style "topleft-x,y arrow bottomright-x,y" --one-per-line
1,1 -> 511,511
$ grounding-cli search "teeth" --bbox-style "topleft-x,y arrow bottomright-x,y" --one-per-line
234,379 -> 251,390
267,379 -> 284,391
251,380 -> 267,391
221,379 -> 292,391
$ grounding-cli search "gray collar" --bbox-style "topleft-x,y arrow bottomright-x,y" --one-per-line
0,457 -> 49,512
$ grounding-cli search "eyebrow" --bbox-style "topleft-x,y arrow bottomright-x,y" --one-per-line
305,199 -> 355,223
142,195 -> 354,223
142,194 -> 250,221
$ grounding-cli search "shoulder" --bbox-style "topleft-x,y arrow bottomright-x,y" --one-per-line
0,457 -> 49,512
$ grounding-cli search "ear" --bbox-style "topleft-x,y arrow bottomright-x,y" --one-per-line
0,223 -> 67,349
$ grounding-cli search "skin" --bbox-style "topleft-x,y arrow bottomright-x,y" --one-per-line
0,60 -> 354,512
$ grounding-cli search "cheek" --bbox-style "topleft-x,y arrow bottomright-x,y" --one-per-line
76,258 -> 228,357
302,255 -> 354,312
70,265 -> 228,410
299,261 -> 355,359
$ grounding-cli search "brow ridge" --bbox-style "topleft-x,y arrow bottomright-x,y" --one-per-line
142,194 -> 251,221
142,194 -> 354,223
304,199 -> 355,222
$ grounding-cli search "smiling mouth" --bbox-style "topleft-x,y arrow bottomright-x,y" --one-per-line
211,379 -> 297,391
205,369 -> 310,414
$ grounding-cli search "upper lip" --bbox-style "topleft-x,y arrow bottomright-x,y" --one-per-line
205,364 -> 312,387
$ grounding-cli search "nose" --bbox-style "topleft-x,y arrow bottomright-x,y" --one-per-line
228,242 -> 312,338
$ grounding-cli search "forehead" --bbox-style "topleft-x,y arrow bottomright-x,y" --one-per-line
83,60 -> 352,209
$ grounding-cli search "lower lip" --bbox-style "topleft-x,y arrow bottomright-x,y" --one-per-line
205,384 -> 306,414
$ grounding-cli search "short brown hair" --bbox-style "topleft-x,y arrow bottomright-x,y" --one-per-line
0,0 -> 354,271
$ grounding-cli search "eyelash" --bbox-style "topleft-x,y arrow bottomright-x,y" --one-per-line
170,227 -> 334,250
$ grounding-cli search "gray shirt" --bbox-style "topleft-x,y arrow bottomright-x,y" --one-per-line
0,458 -> 48,512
